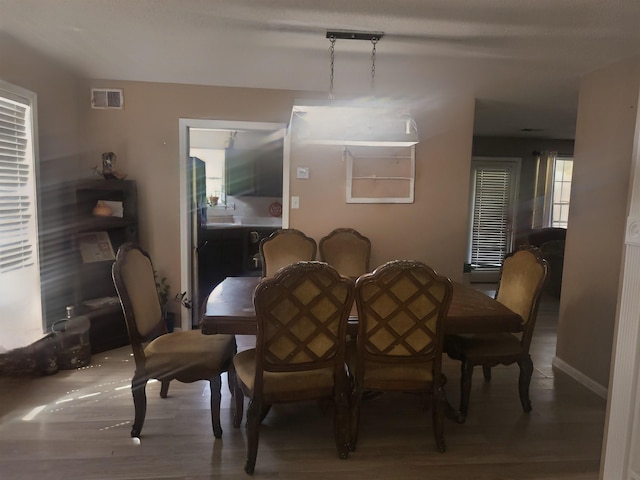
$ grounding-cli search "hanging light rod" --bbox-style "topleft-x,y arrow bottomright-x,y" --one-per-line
326,29 -> 384,41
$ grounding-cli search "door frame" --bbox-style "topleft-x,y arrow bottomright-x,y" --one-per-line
178,118 -> 287,331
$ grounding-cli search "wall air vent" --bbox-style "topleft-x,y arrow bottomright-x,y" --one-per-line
91,88 -> 124,109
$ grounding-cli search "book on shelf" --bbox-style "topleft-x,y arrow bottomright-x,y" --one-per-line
77,231 -> 115,263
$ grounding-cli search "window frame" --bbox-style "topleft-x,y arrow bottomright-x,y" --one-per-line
0,79 -> 45,349
548,155 -> 573,228
467,157 -> 520,272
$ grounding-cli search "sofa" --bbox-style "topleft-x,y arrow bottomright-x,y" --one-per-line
522,227 -> 567,298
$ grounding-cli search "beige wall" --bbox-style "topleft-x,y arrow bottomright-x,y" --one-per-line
289,95 -> 476,280
0,35 -> 84,168
556,56 -> 640,389
82,82 -> 474,317
82,80 -> 311,313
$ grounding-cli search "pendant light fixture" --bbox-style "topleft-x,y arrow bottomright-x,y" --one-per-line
291,29 -> 419,147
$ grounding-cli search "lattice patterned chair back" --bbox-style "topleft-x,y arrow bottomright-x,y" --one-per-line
232,261 -> 355,474
350,260 -> 453,452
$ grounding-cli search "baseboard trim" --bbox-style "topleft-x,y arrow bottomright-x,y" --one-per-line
552,356 -> 608,399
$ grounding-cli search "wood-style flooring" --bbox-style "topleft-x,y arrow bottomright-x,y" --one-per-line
0,288 -> 606,479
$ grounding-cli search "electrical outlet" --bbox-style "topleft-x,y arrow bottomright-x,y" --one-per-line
291,196 -> 300,209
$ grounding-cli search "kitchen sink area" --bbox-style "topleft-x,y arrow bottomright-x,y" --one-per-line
206,214 -> 282,228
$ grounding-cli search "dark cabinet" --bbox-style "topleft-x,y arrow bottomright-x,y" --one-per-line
245,227 -> 279,274
225,141 -> 283,197
73,179 -> 137,353
198,227 -> 245,304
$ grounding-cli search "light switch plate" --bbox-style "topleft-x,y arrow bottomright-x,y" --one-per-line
296,167 -> 310,179
291,196 -> 300,209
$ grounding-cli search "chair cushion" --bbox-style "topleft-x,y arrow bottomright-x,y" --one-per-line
144,330 -> 235,381
233,348 -> 335,401
345,342 -> 434,390
446,332 -> 523,359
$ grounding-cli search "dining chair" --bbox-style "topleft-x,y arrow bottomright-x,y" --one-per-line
319,227 -> 371,279
112,242 -> 239,438
348,260 -> 453,453
259,228 -> 317,278
232,261 -> 355,474
444,246 -> 548,423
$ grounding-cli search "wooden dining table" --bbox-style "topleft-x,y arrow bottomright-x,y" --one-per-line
199,275 -> 523,336
200,275 -> 523,423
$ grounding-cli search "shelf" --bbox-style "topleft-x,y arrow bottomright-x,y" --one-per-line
74,215 -> 137,232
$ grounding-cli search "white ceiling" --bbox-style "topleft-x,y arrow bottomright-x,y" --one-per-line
4,0 -> 640,139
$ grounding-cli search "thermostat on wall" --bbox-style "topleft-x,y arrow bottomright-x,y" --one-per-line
296,167 -> 310,179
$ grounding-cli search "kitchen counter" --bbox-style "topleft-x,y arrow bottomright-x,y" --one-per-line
206,222 -> 282,230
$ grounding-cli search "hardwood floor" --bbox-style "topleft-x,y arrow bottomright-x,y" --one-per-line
0,290 -> 606,479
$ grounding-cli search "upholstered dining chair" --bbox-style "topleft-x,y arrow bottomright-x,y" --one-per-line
319,227 -> 371,279
259,228 -> 317,278
112,242 -> 239,438
232,261 -> 355,474
444,246 -> 548,423
348,260 -> 453,453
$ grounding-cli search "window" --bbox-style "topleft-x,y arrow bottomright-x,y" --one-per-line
550,156 -> 573,228
533,152 -> 573,229
0,80 -> 43,351
467,158 -> 520,273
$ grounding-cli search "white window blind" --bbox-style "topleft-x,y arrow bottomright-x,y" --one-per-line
0,96 -> 33,272
469,161 -> 517,269
0,81 -> 43,352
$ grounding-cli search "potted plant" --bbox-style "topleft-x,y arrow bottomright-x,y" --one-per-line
154,271 -> 175,332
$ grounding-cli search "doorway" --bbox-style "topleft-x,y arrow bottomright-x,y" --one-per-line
178,119 -> 287,330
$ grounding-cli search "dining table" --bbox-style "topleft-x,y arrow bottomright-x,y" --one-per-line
200,275 -> 523,336
199,275 -> 523,423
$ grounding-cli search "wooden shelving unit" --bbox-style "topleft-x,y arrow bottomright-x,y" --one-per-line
73,179 -> 138,353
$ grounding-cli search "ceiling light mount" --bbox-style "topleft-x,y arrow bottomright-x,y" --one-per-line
301,29 -> 417,147
326,30 -> 384,42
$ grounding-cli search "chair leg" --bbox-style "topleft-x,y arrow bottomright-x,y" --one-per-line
348,374 -> 363,452
333,387 -> 350,459
131,372 -> 148,438
518,355 -> 534,413
209,376 -> 223,439
160,380 -> 170,398
433,384 -> 447,453
458,360 -> 474,423
482,366 -> 492,383
229,366 -> 244,429
245,398 -> 262,474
